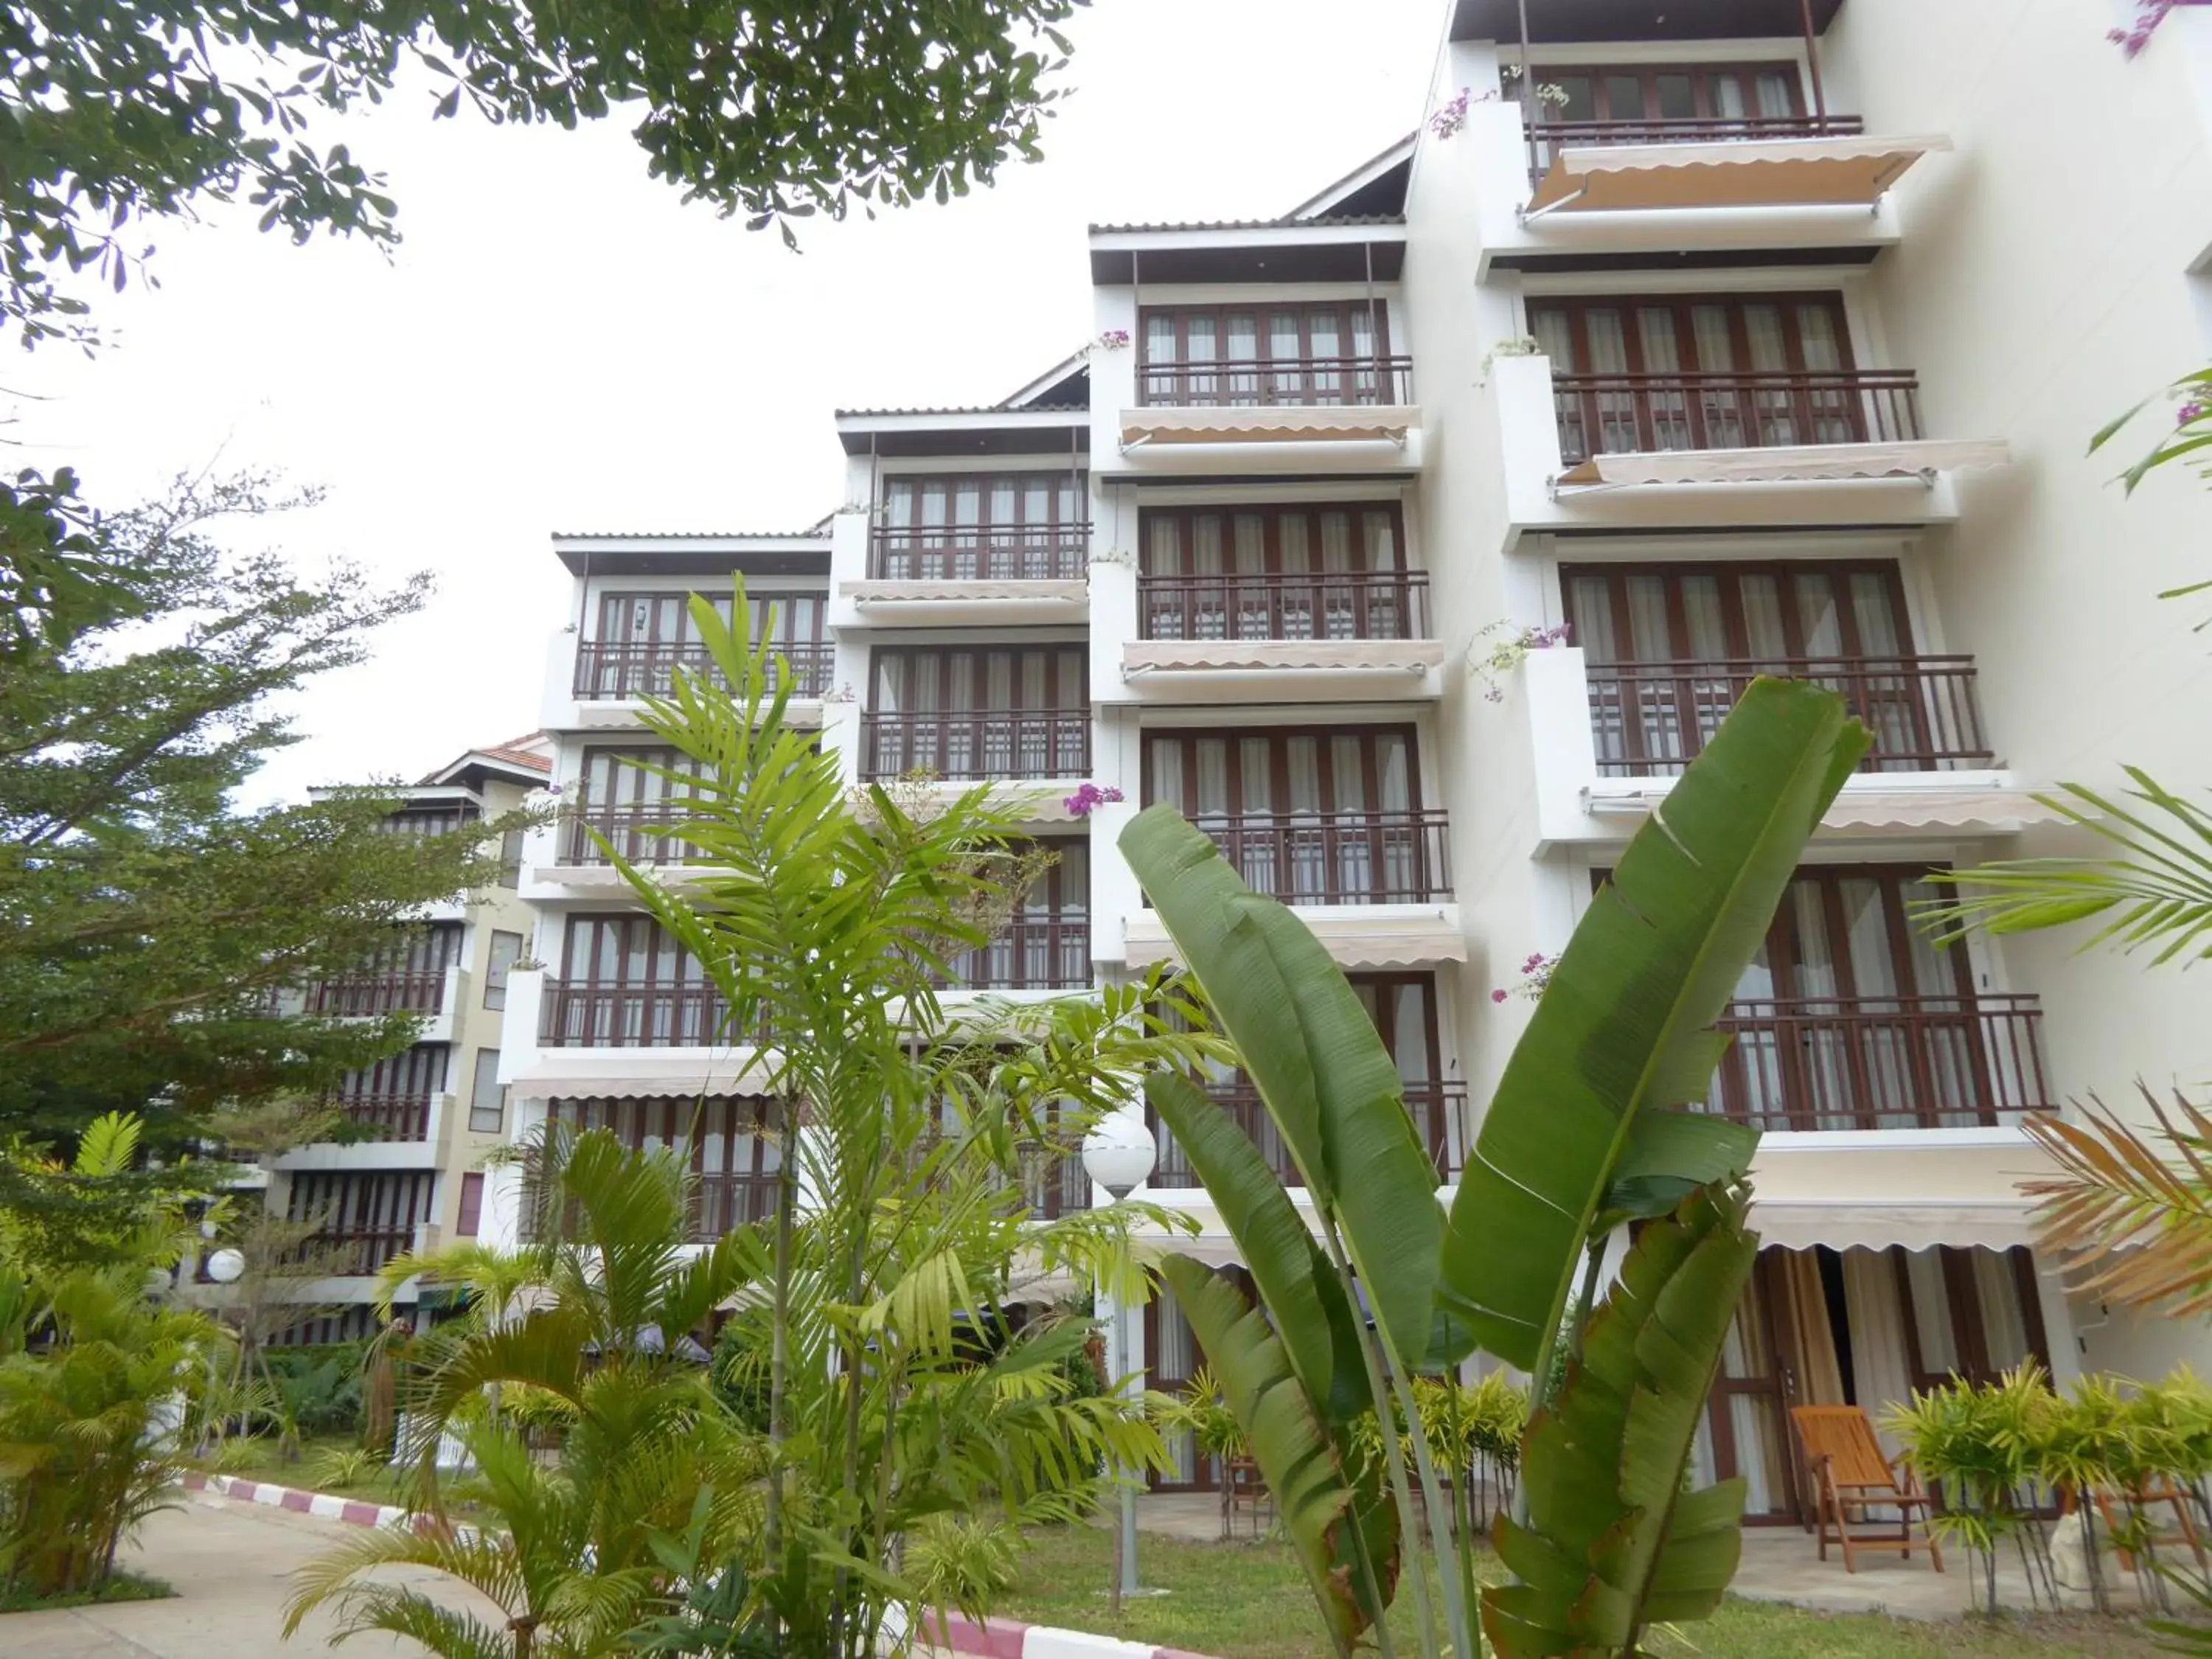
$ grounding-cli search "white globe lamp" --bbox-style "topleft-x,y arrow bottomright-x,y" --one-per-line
1081,1107 -> 1157,1200
204,1248 -> 246,1284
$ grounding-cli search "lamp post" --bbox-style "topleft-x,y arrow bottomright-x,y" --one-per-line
1081,1105 -> 1157,1613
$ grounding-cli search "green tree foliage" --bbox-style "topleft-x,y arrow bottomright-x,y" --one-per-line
602,581 -> 1218,1655
0,1110 -> 229,1602
0,470 -> 530,1147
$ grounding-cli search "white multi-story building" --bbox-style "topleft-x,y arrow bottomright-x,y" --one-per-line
265,739 -> 549,1341
500,0 -> 2212,1517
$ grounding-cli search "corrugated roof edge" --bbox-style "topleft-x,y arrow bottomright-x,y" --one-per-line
832,404 -> 1090,419
1085,213 -> 1406,234
550,529 -> 830,541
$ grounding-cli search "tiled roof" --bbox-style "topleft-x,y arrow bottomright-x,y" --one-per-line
1086,213 -> 1406,234
479,737 -> 552,773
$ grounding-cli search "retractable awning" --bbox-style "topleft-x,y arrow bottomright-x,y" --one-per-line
1528,133 -> 1952,214
1555,437 -> 2009,489
1746,1200 -> 2038,1253
841,579 -> 1088,605
1122,639 -> 1446,675
1119,406 -> 1419,447
1125,912 -> 1466,970
1585,782 -> 2063,836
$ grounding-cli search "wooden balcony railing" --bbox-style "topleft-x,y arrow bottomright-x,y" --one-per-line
1588,656 -> 1992,776
690,1173 -> 778,1241
860,711 -> 1090,781
936,919 -> 1091,991
306,1228 -> 416,1276
1136,355 -> 1415,409
1183,811 -> 1452,905
869,524 -> 1091,582
564,803 -> 703,866
1552,369 -> 1924,462
1139,570 -> 1431,642
1526,114 -> 1866,184
1019,1147 -> 1090,1220
539,981 -> 759,1048
307,971 -> 447,1018
572,640 -> 834,700
1699,995 -> 2051,1131
332,1091 -> 434,1141
1152,1080 -> 1467,1186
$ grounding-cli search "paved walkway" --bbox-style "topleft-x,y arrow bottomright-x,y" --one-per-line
5,1487 -> 493,1658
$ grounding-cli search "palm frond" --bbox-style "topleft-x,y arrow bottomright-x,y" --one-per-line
1921,770 -> 2212,964
2023,1087 -> 2212,1318
305,1585 -> 515,1659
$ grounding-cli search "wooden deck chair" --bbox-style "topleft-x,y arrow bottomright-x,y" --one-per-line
1218,1453 -> 1273,1540
2062,1482 -> 2211,1574
1789,1405 -> 1944,1574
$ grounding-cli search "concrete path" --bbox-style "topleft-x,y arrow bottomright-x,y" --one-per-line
4,1486 -> 493,1657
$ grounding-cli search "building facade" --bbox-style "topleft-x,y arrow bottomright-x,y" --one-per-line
264,740 -> 549,1342
496,0 -> 2212,1517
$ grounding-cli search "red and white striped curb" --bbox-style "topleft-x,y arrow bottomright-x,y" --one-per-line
921,1613 -> 1218,1659
181,1475 -> 1219,1659
181,1469 -> 434,1531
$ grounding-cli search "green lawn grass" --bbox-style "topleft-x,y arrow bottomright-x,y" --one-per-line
189,1430 -> 395,1501
996,1524 -> 2194,1659
0,1571 -> 173,1615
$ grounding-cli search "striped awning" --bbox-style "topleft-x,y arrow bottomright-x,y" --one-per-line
1119,406 -> 1419,447
1555,438 -> 2009,488
1528,133 -> 1951,214
1123,639 -> 1446,675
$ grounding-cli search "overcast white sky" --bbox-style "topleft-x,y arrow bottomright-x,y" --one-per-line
16,0 -> 1445,802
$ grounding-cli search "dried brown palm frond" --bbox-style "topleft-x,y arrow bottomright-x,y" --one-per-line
2023,1085 -> 2212,1318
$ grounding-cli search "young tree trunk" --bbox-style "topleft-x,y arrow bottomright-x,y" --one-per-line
764,1098 -> 801,1564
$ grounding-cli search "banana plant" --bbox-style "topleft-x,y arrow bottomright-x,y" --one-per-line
1121,678 -> 1867,1659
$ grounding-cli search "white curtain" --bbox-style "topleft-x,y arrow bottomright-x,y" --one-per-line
1975,1250 -> 2031,1373
1842,1248 -> 1916,1458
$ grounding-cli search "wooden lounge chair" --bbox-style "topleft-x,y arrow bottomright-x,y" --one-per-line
1789,1405 -> 1944,1574
2062,1481 -> 2211,1574
1219,1453 -> 1273,1540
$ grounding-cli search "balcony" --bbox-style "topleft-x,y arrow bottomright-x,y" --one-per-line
1152,1080 -> 1467,1186
1487,355 -> 2008,531
539,981 -> 751,1048
309,1226 -> 419,1277
1519,647 -> 2046,849
1587,656 -> 1993,776
1700,995 -> 2051,1133
860,712 -> 1090,782
571,640 -> 834,702
1194,812 -> 1452,906
1127,570 -> 1446,689
565,804 -> 695,866
1120,355 -> 1420,452
333,1091 -> 434,1142
936,918 -> 1092,992
1554,369 -> 1927,467
307,971 -> 447,1018
869,525 -> 1089,583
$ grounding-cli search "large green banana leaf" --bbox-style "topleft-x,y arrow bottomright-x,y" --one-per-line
1145,1071 -> 1371,1425
1121,807 -> 1441,1372
1439,678 -> 1865,1371
1157,1256 -> 1398,1654
1483,1181 -> 1759,1656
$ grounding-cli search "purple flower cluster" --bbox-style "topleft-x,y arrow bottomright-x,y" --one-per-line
1517,622 -> 1573,650
2110,0 -> 2209,57
1429,88 -> 1471,141
1097,328 -> 1131,350
2180,402 -> 2206,426
1063,782 -> 1125,818
1491,951 -> 1559,1004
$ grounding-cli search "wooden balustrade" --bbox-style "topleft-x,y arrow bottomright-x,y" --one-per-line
1551,369 -> 1924,461
573,639 -> 833,700
1152,1080 -> 1467,1186
1138,569 -> 1430,641
869,524 -> 1090,582
860,711 -> 1090,781
1136,354 -> 1415,408
1184,810 -> 1453,905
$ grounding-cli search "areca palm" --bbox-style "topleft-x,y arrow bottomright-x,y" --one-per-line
288,1127 -> 769,1656
610,580 -> 1220,1655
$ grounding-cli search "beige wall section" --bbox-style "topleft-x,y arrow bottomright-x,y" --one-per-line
1834,2 -> 2212,1129
428,773 -> 543,1244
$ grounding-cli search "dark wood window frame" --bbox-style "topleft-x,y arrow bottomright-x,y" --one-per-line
1891,1245 -> 2053,1393
1531,292 -> 1857,379
1138,503 -> 1425,643
333,1043 -> 447,1141
285,1170 -> 435,1275
863,644 -> 1091,782
1561,560 -> 1991,776
546,1096 -> 781,1239
1142,723 -> 1424,816
546,914 -> 744,1048
940,837 -> 1091,991
1534,60 -> 1807,123
874,471 -> 1091,582
577,589 -> 831,700
1137,302 -> 1408,408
